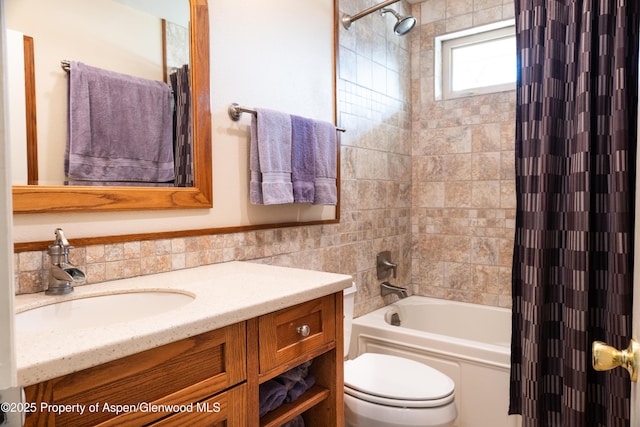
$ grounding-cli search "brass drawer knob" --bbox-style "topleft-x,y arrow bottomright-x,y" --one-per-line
296,325 -> 310,337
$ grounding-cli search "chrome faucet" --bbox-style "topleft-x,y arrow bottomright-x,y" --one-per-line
380,281 -> 408,299
47,228 -> 86,295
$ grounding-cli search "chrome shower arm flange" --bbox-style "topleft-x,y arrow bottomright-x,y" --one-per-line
341,0 -> 401,29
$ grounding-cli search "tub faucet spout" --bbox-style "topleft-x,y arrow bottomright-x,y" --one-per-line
380,282 -> 408,299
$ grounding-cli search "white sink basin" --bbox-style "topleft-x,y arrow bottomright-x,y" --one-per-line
16,291 -> 195,334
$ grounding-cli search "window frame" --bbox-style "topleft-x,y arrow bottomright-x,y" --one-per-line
435,19 -> 516,100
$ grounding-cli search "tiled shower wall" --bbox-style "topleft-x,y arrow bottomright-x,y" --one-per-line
410,0 -> 516,307
13,0 -> 414,318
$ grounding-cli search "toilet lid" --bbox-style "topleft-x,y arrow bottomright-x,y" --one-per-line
344,353 -> 455,402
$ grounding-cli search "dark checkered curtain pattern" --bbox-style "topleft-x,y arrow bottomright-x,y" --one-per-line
510,1 -> 639,426
170,64 -> 194,187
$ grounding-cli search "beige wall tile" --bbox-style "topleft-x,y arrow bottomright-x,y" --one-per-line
411,0 -> 515,308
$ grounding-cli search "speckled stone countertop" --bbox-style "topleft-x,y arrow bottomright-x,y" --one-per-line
14,261 -> 352,386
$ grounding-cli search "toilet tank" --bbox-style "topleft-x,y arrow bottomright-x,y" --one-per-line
343,282 -> 358,358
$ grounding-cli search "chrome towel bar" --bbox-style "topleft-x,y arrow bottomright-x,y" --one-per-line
228,103 -> 346,132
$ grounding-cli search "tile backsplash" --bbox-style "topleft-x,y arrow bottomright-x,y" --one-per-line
16,216 -> 411,318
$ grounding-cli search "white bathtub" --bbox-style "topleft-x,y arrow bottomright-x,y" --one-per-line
348,296 -> 522,427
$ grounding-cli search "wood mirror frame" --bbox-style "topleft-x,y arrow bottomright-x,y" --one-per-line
11,0 -> 212,213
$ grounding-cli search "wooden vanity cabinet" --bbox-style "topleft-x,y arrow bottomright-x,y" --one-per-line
22,291 -> 344,427
23,322 -> 247,427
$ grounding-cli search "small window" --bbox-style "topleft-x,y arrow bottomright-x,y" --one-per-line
436,20 -> 516,100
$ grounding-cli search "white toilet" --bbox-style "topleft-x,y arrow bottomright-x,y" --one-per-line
343,284 -> 457,427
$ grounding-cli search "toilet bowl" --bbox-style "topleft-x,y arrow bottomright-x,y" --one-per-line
343,284 -> 457,427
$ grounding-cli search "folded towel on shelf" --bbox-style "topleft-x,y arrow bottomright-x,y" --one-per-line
272,360 -> 315,403
66,61 -> 174,183
290,115 -> 316,203
258,379 -> 288,417
285,373 -> 315,403
281,415 -> 305,427
251,108 -> 294,204
274,360 -> 312,390
312,120 -> 338,205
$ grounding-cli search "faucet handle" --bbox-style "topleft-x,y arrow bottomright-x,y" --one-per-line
49,228 -> 74,265
376,251 -> 398,279
54,228 -> 71,247
50,228 -> 74,254
382,260 -> 397,278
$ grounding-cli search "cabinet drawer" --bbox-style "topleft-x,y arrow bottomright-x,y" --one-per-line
258,295 -> 335,374
24,322 -> 246,427
151,383 -> 247,426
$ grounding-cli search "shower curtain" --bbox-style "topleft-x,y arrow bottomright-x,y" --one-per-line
510,1 -> 639,426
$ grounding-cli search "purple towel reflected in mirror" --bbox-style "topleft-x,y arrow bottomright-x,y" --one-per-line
66,61 -> 175,183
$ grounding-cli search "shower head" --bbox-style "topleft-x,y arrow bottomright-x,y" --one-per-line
380,8 -> 416,36
341,0 -> 416,36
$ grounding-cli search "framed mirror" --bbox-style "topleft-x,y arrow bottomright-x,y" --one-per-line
9,0 -> 212,213
11,0 -> 338,249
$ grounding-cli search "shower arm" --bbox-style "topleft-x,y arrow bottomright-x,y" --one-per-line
342,0 -> 402,30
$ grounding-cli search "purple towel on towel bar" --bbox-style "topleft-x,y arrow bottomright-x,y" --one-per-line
66,61 -> 174,183
291,115 -> 316,203
250,108 -> 294,204
249,114 -> 263,204
312,120 -> 338,205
